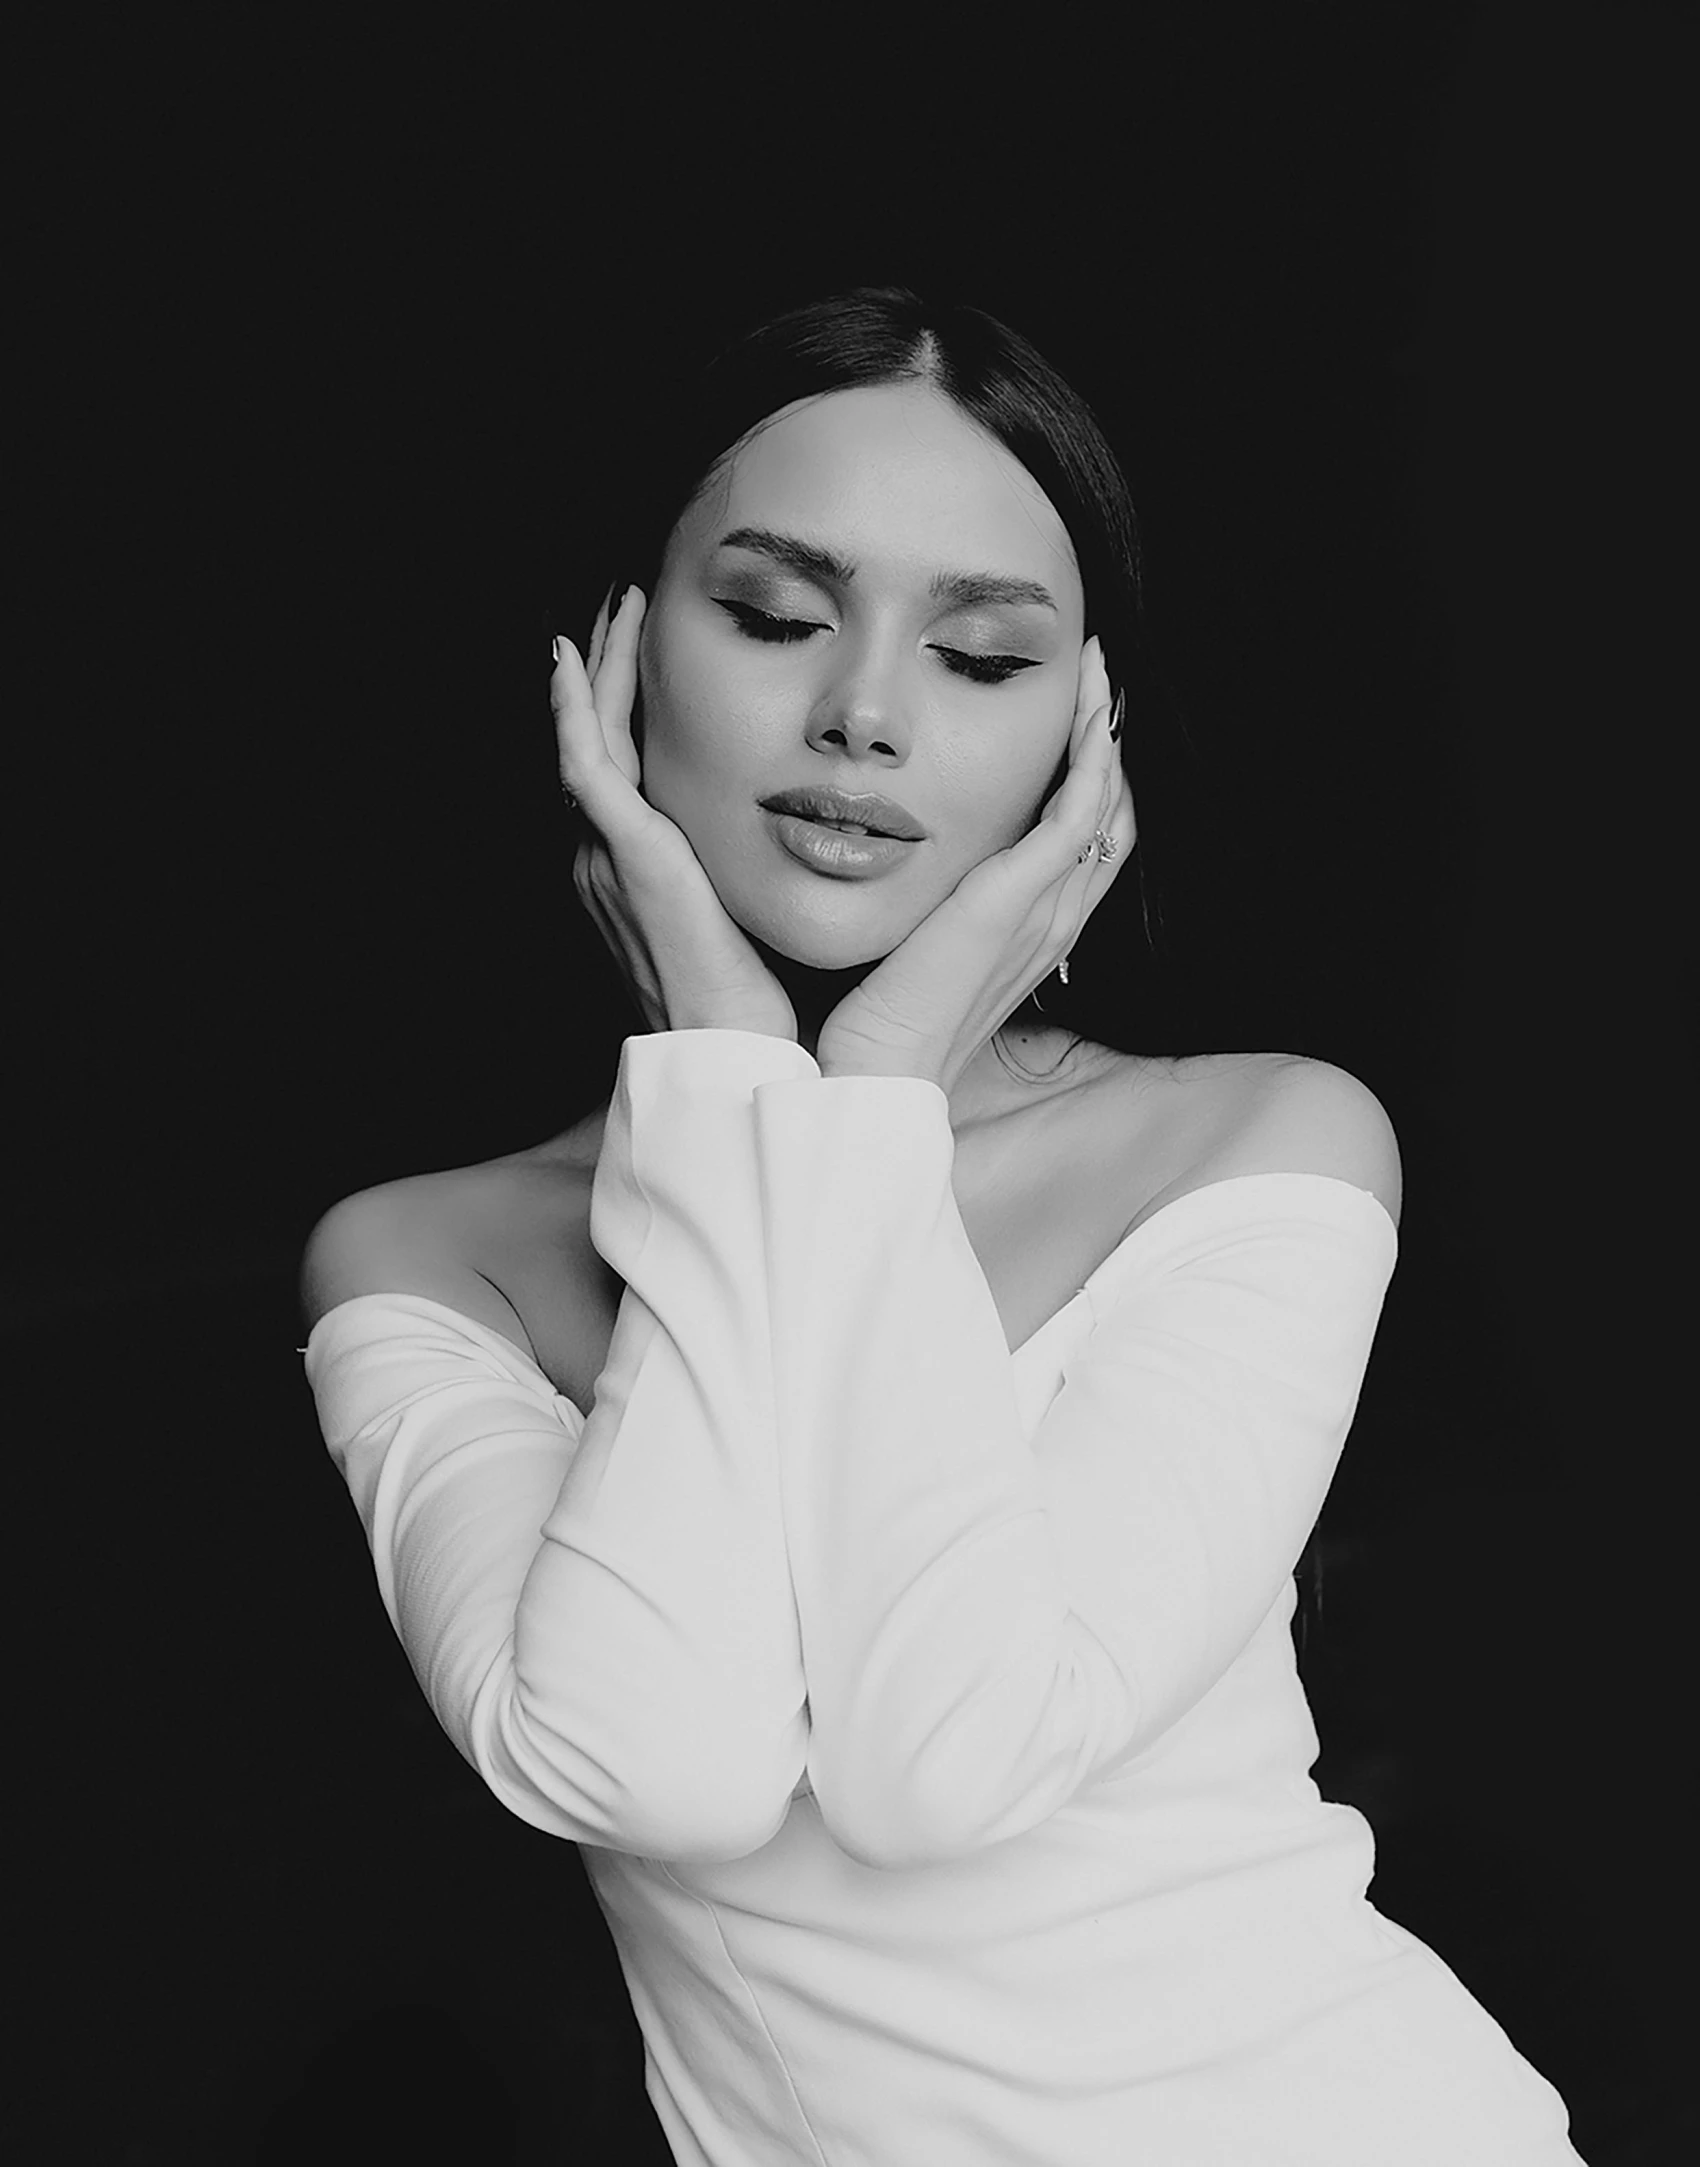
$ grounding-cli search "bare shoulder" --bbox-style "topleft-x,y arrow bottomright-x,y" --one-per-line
298,1126 -> 603,1362
298,1163 -> 552,1355
1187,1053 -> 1401,1227
1102,1050 -> 1402,1237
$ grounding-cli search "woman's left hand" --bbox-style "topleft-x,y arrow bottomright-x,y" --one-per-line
814,637 -> 1134,1097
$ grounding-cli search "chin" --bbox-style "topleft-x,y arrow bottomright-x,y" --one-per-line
687,811 -> 934,972
721,886 -> 905,974
745,913 -> 893,974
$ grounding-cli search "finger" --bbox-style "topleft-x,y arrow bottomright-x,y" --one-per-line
1098,767 -> 1135,862
1070,703 -> 1123,873
1089,698 -> 1120,824
553,629 -> 654,841
587,583 -> 616,678
1100,701 -> 1122,819
596,585 -> 646,762
1010,698 -> 1112,897
1093,736 -> 1137,867
551,636 -> 613,805
1080,794 -> 1137,962
1034,637 -> 1106,825
1074,634 -> 1116,757
1053,695 -> 1116,838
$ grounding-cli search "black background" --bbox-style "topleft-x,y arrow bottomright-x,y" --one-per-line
12,5 -> 1689,2160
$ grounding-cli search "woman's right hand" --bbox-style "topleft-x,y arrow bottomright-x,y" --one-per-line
553,585 -> 800,1044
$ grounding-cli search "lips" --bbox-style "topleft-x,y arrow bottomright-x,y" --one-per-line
759,786 -> 927,841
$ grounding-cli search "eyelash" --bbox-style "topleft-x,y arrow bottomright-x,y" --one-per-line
716,600 -> 1038,687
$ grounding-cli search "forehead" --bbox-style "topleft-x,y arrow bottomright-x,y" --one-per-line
686,381 -> 1080,600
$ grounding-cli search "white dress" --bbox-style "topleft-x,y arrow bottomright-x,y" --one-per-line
303,1028 -> 1585,2164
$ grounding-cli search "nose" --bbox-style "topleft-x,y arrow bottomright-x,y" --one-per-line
807,644 -> 914,765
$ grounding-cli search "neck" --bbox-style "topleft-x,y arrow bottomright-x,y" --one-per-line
742,931 -> 1062,1132
745,933 -> 878,1067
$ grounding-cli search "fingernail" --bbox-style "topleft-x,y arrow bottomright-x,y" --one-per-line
606,581 -> 626,623
552,636 -> 562,664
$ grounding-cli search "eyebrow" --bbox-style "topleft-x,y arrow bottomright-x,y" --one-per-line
713,524 -> 1060,614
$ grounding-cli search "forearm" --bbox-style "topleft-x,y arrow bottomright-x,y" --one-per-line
508,1030 -> 819,1854
748,1074 -> 1397,1872
309,1038 -> 818,1863
755,1070 -> 1124,1868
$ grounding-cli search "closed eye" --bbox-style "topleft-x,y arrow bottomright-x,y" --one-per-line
715,600 -> 1039,687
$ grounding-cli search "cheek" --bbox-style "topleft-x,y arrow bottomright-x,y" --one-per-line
634,623 -> 765,835
643,618 -> 786,782
635,618 -> 705,765
955,753 -> 1064,860
1001,727 -> 1072,844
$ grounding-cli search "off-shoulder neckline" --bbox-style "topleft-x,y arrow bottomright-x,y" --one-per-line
302,1168 -> 1396,1398
1010,1168 -> 1395,1360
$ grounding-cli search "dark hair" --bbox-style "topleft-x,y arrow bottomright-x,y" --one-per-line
597,281 -> 1218,1082
589,283 -> 1325,1644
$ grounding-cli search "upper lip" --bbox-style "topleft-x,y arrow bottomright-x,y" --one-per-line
760,785 -> 928,841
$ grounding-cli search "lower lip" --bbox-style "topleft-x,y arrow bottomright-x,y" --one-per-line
765,810 -> 919,876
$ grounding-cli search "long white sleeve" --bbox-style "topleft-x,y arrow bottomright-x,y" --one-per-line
742,1047 -> 1398,1871
302,1029 -> 819,1863
306,1028 -> 1396,1880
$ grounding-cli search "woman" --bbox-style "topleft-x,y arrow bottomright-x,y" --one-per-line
300,286 -> 1584,2163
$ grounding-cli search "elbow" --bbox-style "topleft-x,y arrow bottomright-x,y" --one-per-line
809,1666 -> 1127,1869
811,1752 -> 1013,1872
477,1767 -> 776,1863
471,1680 -> 805,1863
609,1727 -> 808,1865
816,1792 -> 989,1873
817,1814 -> 944,1874
614,1790 -> 797,1867
474,1751 -> 794,1864
615,1754 -> 802,1865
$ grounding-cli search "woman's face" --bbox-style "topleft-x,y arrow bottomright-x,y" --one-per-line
635,381 -> 1087,968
